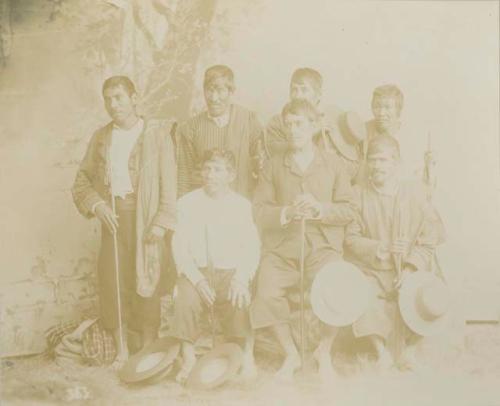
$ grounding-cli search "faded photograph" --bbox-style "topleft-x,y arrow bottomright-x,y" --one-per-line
1,1 -> 499,405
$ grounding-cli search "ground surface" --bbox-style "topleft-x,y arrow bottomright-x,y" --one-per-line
2,324 -> 500,406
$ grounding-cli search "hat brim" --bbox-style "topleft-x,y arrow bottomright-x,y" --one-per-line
329,111 -> 366,161
311,261 -> 373,327
119,337 -> 180,384
186,343 -> 243,390
398,271 -> 452,337
329,129 -> 359,161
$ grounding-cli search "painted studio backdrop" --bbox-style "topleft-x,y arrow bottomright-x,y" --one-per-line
0,0 -> 499,356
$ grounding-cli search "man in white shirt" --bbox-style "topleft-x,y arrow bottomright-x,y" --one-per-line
72,76 -> 177,368
170,149 -> 261,383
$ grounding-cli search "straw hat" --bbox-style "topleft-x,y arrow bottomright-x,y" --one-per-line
398,271 -> 452,336
310,261 -> 373,327
186,343 -> 243,390
119,337 -> 180,384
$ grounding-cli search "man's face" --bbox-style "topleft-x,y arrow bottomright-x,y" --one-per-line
202,158 -> 235,195
103,85 -> 137,125
284,113 -> 318,151
367,149 -> 399,186
371,96 -> 400,130
289,80 -> 321,106
204,77 -> 233,117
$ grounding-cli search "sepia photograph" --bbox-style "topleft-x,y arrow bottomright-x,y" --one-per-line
0,0 -> 499,405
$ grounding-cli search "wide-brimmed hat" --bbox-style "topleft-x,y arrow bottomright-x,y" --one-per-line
330,111 -> 367,161
119,337 -> 180,384
186,343 -> 243,390
310,261 -> 373,327
398,271 -> 452,337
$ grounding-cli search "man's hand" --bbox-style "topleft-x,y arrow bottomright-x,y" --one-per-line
293,193 -> 322,218
390,238 -> 411,256
394,265 -> 417,290
196,279 -> 216,307
227,278 -> 251,309
95,203 -> 119,234
144,225 -> 166,244
284,194 -> 322,222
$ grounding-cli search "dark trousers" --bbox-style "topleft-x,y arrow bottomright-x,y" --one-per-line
169,269 -> 251,343
97,202 -> 160,333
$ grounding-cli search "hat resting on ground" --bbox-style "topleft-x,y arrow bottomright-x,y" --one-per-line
119,336 -> 180,384
186,343 -> 243,390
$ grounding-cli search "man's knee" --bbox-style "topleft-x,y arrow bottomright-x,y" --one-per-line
173,277 -> 203,313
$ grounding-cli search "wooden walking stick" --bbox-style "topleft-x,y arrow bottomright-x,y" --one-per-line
109,184 -> 125,356
204,224 -> 217,349
299,217 -> 307,372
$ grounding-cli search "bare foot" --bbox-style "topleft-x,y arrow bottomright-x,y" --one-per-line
313,347 -> 337,383
275,353 -> 301,381
175,352 -> 196,384
398,348 -> 425,372
240,354 -> 257,380
375,349 -> 394,372
110,350 -> 129,371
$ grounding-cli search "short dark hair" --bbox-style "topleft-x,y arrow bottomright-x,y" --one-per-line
367,135 -> 401,160
281,98 -> 321,123
201,149 -> 236,171
203,65 -> 235,91
371,84 -> 404,113
102,76 -> 137,96
290,67 -> 323,93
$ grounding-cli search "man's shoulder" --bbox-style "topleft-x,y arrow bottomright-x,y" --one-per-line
176,111 -> 208,134
399,179 -> 429,200
91,121 -> 113,140
227,190 -> 252,208
178,188 -> 205,207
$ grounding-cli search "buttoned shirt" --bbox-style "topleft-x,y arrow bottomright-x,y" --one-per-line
172,188 -> 261,286
109,119 -> 144,198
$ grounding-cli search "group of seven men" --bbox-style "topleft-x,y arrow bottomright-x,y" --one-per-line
72,65 -> 445,382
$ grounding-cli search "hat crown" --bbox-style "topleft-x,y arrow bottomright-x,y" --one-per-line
416,281 -> 450,320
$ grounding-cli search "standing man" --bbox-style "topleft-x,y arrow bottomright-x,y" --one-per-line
357,84 -> 433,185
345,135 -> 445,370
176,65 -> 264,198
170,149 -> 260,383
250,99 -> 355,380
72,76 -> 177,367
265,67 -> 365,181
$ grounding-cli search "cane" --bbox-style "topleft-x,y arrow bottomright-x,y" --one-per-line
299,217 -> 307,372
204,225 -> 217,349
109,190 -> 125,356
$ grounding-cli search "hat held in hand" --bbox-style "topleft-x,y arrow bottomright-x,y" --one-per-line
311,260 -> 373,327
398,271 -> 452,337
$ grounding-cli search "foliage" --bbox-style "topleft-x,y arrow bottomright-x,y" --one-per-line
48,0 -> 214,119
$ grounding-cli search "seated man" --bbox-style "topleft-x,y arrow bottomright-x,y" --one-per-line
250,99 -> 355,380
345,135 -> 445,370
170,149 -> 261,383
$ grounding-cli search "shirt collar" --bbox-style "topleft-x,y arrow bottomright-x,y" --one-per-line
112,117 -> 144,132
207,107 -> 231,128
